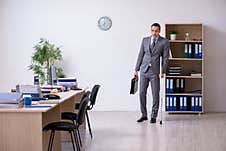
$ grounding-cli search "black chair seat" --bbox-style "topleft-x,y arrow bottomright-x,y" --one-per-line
61,112 -> 78,121
43,96 -> 90,151
43,121 -> 76,131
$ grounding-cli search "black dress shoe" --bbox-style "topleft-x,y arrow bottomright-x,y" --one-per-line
150,118 -> 156,124
137,117 -> 148,123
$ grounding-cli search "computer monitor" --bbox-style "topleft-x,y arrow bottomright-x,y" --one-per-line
49,66 -> 57,85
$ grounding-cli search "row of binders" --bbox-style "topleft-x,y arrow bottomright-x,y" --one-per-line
166,96 -> 202,111
184,43 -> 202,58
166,78 -> 185,93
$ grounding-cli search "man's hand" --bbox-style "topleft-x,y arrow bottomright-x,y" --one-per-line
159,73 -> 166,78
134,71 -> 138,77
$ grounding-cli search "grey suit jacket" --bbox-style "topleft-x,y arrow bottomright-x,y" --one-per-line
135,36 -> 169,74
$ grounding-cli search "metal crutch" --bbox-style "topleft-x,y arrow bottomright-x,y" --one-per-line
159,75 -> 165,125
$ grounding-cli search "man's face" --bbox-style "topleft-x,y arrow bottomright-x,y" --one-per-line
151,26 -> 160,38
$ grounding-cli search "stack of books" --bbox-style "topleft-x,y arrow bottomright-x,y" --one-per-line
0,92 -> 23,108
167,66 -> 182,75
16,85 -> 42,101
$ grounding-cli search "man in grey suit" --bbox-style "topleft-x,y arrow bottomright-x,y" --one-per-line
134,23 -> 169,123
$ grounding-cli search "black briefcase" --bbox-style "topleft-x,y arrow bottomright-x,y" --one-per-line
130,76 -> 138,94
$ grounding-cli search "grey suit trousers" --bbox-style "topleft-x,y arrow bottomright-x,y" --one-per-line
139,67 -> 160,119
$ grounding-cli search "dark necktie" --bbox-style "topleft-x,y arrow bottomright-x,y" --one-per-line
152,38 -> 156,48
150,38 -> 156,52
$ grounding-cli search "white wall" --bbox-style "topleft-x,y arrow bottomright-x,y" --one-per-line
0,0 -> 226,112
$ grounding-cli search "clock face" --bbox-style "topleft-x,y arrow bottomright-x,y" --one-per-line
98,16 -> 112,31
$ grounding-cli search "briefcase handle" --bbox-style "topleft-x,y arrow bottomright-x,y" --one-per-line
134,75 -> 138,81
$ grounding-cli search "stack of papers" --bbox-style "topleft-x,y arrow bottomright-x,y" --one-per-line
168,66 -> 182,75
0,92 -> 23,108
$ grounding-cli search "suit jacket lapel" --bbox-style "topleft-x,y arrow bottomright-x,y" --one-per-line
147,36 -> 152,53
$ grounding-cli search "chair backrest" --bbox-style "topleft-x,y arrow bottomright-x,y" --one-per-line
77,96 -> 89,125
81,91 -> 91,100
89,85 -> 100,107
75,91 -> 90,110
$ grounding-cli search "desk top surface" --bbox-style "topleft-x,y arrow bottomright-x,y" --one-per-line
0,90 -> 83,113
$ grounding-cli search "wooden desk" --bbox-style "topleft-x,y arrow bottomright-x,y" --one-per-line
0,90 -> 84,151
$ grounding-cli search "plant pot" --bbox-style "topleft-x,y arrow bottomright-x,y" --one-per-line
170,34 -> 177,40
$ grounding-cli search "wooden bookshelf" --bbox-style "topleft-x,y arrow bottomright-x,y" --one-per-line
165,23 -> 204,114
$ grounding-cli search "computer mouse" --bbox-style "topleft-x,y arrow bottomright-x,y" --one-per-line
43,94 -> 60,100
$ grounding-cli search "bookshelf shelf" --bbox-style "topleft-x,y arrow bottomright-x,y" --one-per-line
165,23 -> 204,114
166,75 -> 202,79
169,40 -> 203,43
166,111 -> 203,114
166,93 -> 202,96
169,58 -> 203,61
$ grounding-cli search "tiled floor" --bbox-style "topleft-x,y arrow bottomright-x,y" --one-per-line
62,112 -> 226,151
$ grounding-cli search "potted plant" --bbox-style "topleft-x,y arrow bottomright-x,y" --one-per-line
28,38 -> 65,85
169,30 -> 178,40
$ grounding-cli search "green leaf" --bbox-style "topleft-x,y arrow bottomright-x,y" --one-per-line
29,38 -> 65,84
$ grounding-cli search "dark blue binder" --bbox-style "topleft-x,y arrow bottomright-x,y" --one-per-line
180,79 -> 185,92
191,96 -> 195,111
173,96 -> 177,111
198,96 -> 202,111
166,79 -> 170,93
166,96 -> 169,111
169,79 -> 174,93
195,96 -> 199,111
169,96 -> 173,111
180,96 -> 183,111
198,44 -> 202,58
194,44 -> 199,58
188,44 -> 192,58
183,96 -> 187,111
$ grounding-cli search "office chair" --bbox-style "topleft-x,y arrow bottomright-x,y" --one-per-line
62,85 -> 100,140
61,91 -> 90,147
43,96 -> 89,151
86,85 -> 100,138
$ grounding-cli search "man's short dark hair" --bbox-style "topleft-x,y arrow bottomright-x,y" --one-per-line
151,23 -> 161,31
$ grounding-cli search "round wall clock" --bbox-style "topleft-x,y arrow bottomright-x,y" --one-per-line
98,16 -> 112,31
